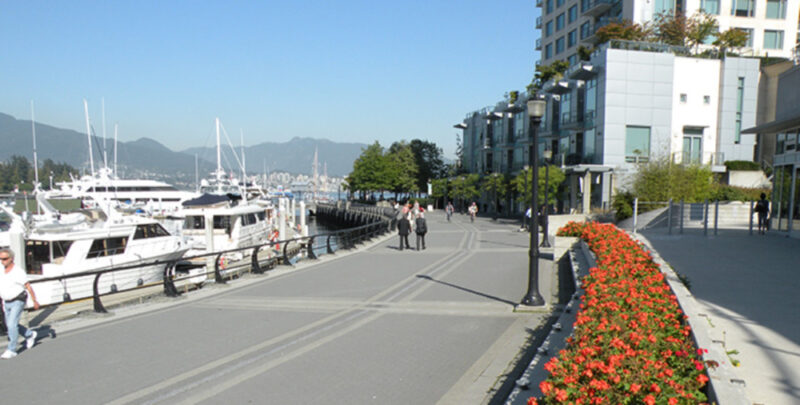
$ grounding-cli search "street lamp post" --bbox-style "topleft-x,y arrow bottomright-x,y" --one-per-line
522,97 -> 546,307
521,165 -> 529,231
541,149 -> 552,248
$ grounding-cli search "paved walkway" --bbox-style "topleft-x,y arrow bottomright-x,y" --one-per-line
640,228 -> 800,405
0,211 -> 555,404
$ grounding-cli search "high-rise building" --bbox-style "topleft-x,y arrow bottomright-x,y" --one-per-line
538,0 -> 800,67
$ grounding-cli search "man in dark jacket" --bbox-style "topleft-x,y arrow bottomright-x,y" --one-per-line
397,215 -> 411,250
415,211 -> 427,250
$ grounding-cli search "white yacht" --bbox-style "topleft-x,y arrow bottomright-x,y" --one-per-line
1,194 -> 190,306
53,167 -> 197,216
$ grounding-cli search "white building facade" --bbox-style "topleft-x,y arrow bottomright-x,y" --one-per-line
538,0 -> 799,67
457,41 -> 761,213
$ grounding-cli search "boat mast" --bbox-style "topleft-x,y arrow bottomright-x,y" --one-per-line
114,123 -> 118,178
83,99 -> 95,176
195,154 -> 199,193
30,100 -> 39,187
102,98 -> 108,170
215,117 -> 222,193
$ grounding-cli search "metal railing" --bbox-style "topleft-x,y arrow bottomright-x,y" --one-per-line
25,204 -> 395,314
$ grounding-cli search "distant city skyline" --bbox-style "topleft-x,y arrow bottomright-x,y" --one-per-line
0,1 -> 541,159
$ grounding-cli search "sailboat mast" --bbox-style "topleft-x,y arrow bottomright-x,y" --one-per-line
30,101 -> 39,186
102,98 -> 108,170
114,123 -> 118,178
215,117 -> 222,183
83,99 -> 94,175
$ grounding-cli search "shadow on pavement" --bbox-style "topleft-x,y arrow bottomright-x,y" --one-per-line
415,275 -> 517,306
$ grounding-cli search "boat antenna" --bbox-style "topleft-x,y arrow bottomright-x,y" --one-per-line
83,99 -> 95,176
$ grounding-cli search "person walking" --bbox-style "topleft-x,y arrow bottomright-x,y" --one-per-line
755,193 -> 770,235
415,211 -> 428,250
446,202 -> 454,222
1,248 -> 40,359
397,214 -> 411,251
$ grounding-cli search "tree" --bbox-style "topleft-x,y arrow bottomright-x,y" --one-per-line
513,166 -> 565,207
430,178 -> 449,208
713,28 -> 749,50
347,142 -> 390,198
534,60 -> 570,88
408,139 -> 446,194
387,141 -> 419,198
686,12 -> 719,51
594,20 -> 651,45
480,173 -> 508,218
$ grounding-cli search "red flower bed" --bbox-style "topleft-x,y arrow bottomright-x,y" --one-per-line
529,222 -> 709,404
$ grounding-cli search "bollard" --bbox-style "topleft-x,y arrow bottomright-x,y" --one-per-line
749,200 -> 754,235
714,199 -> 719,236
679,199 -> 684,234
703,198 -> 709,236
633,198 -> 638,234
667,198 -> 673,235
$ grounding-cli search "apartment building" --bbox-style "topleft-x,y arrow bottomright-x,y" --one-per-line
538,0 -> 799,67
456,40 -> 761,213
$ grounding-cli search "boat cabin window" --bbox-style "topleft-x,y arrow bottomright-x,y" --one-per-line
257,212 -> 266,221
87,237 -> 127,258
25,240 -> 73,274
241,213 -> 258,226
184,216 -> 205,230
134,223 -> 171,239
213,216 -> 232,230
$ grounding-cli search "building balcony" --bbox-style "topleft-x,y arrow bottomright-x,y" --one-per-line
560,111 -> 584,129
580,17 -> 620,45
671,151 -> 726,172
581,0 -> 614,17
536,16 -> 542,29
535,38 -> 542,50
536,0 -> 542,7
542,78 -> 572,94
567,61 -> 598,80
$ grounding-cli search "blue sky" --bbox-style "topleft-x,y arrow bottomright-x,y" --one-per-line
0,1 -> 540,160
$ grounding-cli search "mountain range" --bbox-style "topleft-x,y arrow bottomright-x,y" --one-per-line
0,112 -> 366,181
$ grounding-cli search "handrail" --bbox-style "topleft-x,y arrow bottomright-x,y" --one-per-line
27,203 -> 396,313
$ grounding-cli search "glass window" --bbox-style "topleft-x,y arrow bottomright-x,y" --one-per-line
731,0 -> 755,17
625,126 -> 651,162
766,0 -> 787,19
556,37 -> 565,54
184,215 -> 205,230
556,13 -> 565,30
655,0 -> 675,14
546,21 -> 553,37
568,54 -> 578,65
680,93 -> 687,103
786,131 -> 797,151
568,5 -> 578,23
556,0 -> 565,7
568,30 -> 577,47
736,77 -> 744,144
545,43 -> 553,59
580,21 -> 591,39
561,92 -> 572,125
733,28 -> 754,47
763,30 -> 784,49
546,0 -> 553,14
703,95 -> 711,104
776,132 -> 785,154
87,237 -> 127,258
585,78 -> 597,121
701,0 -> 720,14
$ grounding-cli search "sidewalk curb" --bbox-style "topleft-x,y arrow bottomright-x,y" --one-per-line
633,233 -> 751,405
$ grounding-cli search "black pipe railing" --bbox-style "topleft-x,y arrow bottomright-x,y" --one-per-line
25,203 -> 395,314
